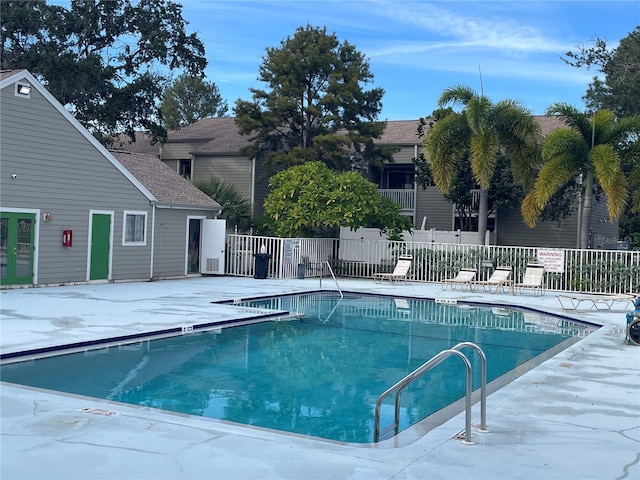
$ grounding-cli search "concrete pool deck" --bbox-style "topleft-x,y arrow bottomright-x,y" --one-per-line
1,276 -> 638,480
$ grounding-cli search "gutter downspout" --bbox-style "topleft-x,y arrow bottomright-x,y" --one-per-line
150,204 -> 156,279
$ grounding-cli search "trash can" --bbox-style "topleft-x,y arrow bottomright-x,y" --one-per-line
297,263 -> 305,279
254,253 -> 270,279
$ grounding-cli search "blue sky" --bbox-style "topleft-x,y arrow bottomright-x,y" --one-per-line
180,0 -> 638,120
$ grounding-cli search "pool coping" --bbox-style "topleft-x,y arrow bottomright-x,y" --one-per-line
0,287 -> 605,448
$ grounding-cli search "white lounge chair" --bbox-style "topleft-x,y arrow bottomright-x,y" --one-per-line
557,293 -> 635,311
394,298 -> 411,316
512,264 -> 545,296
472,266 -> 513,294
442,268 -> 476,291
373,255 -> 412,284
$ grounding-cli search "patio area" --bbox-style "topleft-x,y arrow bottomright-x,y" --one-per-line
1,276 -> 638,480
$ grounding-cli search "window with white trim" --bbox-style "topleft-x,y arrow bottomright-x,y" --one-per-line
179,159 -> 192,180
123,211 -> 147,245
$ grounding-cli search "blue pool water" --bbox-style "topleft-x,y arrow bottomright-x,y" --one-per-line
0,292 -> 595,443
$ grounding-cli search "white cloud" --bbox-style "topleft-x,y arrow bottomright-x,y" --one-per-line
371,47 -> 594,85
367,1 -> 572,55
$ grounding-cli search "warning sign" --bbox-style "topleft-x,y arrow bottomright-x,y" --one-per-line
537,249 -> 565,273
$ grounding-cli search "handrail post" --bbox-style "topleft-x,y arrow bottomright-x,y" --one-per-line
373,348 -> 476,444
462,352 -> 473,445
452,342 -> 488,432
320,261 -> 343,298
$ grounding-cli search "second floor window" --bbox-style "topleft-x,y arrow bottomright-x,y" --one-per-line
179,159 -> 192,180
387,171 -> 414,189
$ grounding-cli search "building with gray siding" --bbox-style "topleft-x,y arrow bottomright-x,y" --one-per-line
114,111 -> 618,249
137,113 -> 619,250
372,120 -> 617,249
0,70 -> 222,287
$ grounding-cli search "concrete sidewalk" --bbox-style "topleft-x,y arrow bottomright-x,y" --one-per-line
1,277 -> 639,480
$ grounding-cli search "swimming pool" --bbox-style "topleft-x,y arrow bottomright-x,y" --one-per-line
0,292 -> 596,444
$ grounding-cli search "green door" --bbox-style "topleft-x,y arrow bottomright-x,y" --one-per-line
0,212 -> 36,285
90,214 -> 111,280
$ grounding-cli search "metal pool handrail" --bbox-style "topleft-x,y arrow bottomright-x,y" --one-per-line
373,344 -> 487,444
319,261 -> 343,298
452,341 -> 488,432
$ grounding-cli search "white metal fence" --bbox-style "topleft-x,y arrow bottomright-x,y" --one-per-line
225,234 -> 640,294
225,234 -> 337,280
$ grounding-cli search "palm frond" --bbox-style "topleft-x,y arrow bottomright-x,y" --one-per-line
494,101 -> 538,139
542,128 -> 588,165
591,144 -> 628,219
465,96 -> 492,135
469,132 -> 500,189
631,189 -> 640,213
601,114 -> 640,145
545,103 -> 592,142
424,113 -> 470,193
504,140 -> 540,189
493,101 -> 541,187
590,109 -> 617,145
629,161 -> 640,213
437,85 -> 476,109
532,155 -> 577,208
521,189 -> 543,227
195,176 -> 253,232
545,102 -> 582,117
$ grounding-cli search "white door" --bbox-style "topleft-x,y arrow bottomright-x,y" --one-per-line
200,219 -> 226,274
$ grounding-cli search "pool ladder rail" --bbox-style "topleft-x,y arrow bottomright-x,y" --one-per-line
318,261 -> 343,298
373,342 -> 488,444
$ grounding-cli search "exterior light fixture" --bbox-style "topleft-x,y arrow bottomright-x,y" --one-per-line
16,84 -> 31,96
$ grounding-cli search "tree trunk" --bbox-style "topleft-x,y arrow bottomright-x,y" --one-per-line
477,188 -> 489,245
580,172 -> 594,249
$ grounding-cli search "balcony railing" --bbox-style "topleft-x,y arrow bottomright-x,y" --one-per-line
453,189 -> 481,214
453,189 -> 495,218
378,189 -> 415,211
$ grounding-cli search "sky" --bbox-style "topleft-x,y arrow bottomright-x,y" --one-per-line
178,0 -> 639,120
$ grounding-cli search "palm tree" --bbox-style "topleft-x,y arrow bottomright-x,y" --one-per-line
424,85 -> 540,244
195,176 -> 253,233
521,104 -> 640,249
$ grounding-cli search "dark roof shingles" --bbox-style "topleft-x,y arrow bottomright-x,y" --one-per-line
110,132 -> 160,156
0,69 -> 25,81
163,116 -> 566,150
111,151 -> 220,209
168,117 -> 251,153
